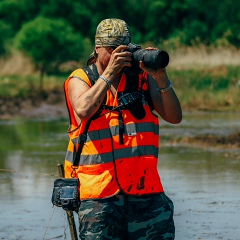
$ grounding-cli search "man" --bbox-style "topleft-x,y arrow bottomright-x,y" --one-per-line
64,18 -> 182,239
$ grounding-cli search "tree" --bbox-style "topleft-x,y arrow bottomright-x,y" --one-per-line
0,20 -> 12,55
14,16 -> 84,92
0,0 -> 26,33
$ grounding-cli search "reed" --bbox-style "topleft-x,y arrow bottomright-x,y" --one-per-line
168,45 -> 240,69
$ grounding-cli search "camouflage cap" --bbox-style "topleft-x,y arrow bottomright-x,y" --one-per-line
87,18 -> 132,65
95,18 -> 132,47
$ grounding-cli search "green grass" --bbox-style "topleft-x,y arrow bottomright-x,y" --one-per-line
168,65 -> 240,111
0,54 -> 239,112
0,74 -> 67,97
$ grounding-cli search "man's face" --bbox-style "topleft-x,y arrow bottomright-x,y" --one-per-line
95,46 -> 117,68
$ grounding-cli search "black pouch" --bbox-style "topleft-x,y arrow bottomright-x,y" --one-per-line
51,178 -> 80,211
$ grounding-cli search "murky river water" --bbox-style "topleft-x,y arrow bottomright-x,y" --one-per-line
0,112 -> 240,240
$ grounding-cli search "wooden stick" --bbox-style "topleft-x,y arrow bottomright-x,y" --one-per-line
57,163 -> 78,240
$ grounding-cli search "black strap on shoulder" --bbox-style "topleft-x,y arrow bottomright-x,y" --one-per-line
83,64 -> 108,114
83,64 -> 99,86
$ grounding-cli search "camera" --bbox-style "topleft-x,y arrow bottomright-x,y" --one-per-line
52,178 -> 80,211
123,43 -> 169,75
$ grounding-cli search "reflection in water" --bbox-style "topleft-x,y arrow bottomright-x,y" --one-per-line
0,113 -> 240,240
160,147 -> 240,240
0,119 -> 71,239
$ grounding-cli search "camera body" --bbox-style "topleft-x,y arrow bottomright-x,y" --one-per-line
123,43 -> 169,75
52,178 -> 80,211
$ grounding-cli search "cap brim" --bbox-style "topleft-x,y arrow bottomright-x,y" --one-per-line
87,51 -> 96,66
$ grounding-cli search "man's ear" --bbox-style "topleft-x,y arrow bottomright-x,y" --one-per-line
95,47 -> 100,54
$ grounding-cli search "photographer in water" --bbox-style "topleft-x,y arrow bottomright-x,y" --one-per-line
64,18 -> 182,239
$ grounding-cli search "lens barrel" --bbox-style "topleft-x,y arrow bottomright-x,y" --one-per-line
133,49 -> 169,69
124,43 -> 170,75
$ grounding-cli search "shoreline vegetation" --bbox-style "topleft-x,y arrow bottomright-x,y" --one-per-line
1,45 -> 239,114
0,46 -> 240,150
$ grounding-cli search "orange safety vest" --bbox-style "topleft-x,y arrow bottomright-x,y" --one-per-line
64,66 -> 164,200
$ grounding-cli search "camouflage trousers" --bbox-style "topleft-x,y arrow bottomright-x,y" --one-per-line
78,192 -> 175,240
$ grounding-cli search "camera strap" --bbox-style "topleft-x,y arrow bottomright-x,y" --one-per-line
72,118 -> 92,167
70,117 -> 93,177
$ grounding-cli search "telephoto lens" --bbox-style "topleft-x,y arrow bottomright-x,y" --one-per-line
124,43 -> 170,75
133,48 -> 169,69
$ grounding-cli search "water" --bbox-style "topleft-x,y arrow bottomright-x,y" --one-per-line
0,112 -> 240,240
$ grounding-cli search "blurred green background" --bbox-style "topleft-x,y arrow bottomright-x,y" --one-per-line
0,0 -> 240,111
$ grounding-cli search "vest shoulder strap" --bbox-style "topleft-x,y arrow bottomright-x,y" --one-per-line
82,64 -> 99,86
